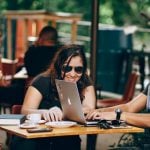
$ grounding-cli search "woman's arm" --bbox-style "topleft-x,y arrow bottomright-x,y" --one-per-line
21,86 -> 63,121
82,85 -> 96,113
21,86 -> 43,114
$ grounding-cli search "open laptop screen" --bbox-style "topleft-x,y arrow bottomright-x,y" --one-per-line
55,79 -> 87,124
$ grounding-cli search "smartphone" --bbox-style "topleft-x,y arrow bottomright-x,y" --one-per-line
27,127 -> 53,133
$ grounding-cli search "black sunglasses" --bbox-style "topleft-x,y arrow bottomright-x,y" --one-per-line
62,65 -> 84,74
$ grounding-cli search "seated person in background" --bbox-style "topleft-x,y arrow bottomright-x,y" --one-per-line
24,25 -> 59,77
10,44 -> 96,150
0,71 -> 25,105
0,30 -> 25,104
86,83 -> 150,128
0,26 -> 58,105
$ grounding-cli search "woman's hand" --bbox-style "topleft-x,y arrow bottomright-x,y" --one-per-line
82,107 -> 95,115
85,109 -> 100,120
42,106 -> 63,122
86,109 -> 116,121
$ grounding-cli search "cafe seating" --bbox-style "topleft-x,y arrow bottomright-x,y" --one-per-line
12,104 -> 22,114
0,74 -> 32,114
97,71 -> 139,108
0,61 -> 31,115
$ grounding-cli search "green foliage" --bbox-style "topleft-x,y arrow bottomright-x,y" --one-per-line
100,1 -> 114,24
136,0 -> 150,11
0,0 -> 7,11
0,0 -> 149,28
99,0 -> 150,27
44,0 -> 91,20
6,0 -> 43,10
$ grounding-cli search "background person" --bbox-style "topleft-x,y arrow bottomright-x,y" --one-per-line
24,25 -> 59,77
0,29 -> 25,105
10,44 -> 96,150
86,83 -> 150,128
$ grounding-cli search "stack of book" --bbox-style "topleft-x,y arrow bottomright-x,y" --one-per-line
0,114 -> 26,125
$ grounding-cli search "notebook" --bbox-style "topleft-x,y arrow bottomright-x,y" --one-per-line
55,79 -> 98,126
0,114 -> 26,125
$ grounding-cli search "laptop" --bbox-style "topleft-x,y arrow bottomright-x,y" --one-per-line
55,79 -> 98,126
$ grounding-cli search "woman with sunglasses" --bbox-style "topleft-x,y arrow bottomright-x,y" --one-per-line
10,44 -> 96,150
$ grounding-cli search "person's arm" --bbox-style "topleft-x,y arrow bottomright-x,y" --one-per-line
82,85 -> 96,114
122,112 -> 150,127
96,83 -> 149,113
21,86 -> 63,121
99,93 -> 147,112
21,86 -> 43,114
87,110 -> 150,127
86,93 -> 147,120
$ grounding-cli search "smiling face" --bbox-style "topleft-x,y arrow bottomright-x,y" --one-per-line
62,56 -> 83,83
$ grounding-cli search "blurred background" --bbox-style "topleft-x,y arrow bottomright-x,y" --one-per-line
0,0 -> 150,94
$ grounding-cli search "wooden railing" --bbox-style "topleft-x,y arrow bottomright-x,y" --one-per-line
1,11 -> 150,58
2,10 -> 82,59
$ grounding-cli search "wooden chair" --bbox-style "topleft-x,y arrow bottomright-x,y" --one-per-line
97,72 -> 139,108
12,105 -> 22,114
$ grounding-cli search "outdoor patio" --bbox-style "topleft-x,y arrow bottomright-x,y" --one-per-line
0,1 -> 150,150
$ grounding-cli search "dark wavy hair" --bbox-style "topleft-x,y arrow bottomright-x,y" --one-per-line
44,44 -> 91,101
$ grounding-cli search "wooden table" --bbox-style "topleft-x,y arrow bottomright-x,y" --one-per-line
0,124 -> 144,139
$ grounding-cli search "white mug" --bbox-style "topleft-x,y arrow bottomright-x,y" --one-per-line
27,113 -> 41,124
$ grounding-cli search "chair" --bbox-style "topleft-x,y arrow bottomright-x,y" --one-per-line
12,105 -> 22,114
97,72 -> 139,108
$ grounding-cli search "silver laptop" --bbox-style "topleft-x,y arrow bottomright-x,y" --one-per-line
55,79 -> 98,125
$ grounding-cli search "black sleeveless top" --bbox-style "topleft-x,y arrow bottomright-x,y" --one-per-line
31,74 -> 92,109
31,75 -> 61,109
